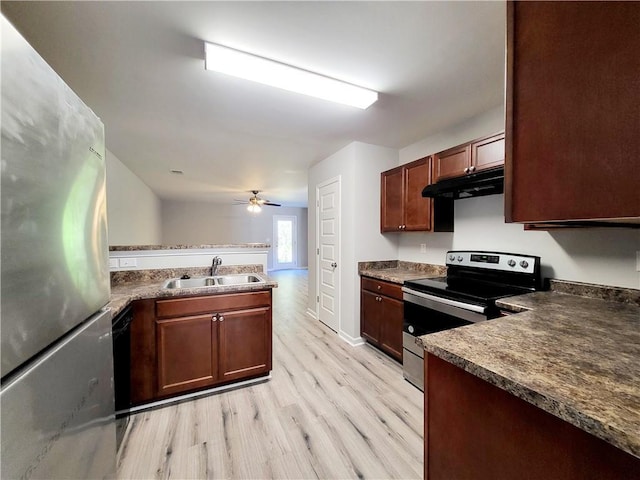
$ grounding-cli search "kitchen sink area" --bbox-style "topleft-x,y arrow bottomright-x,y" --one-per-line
162,274 -> 265,289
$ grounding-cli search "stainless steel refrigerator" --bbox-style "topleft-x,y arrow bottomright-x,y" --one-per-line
1,15 -> 116,479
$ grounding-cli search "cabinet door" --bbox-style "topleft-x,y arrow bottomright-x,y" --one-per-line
434,144 -> 470,182
404,157 -> 432,231
156,314 -> 217,397
380,166 -> 404,232
218,307 -> 271,383
506,2 -> 640,223
379,296 -> 403,362
471,133 -> 504,172
360,289 -> 382,344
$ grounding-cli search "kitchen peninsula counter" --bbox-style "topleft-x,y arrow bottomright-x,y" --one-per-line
108,269 -> 277,317
418,284 -> 640,460
110,243 -> 270,251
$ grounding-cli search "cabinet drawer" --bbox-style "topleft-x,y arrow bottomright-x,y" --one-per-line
361,277 -> 403,301
156,291 -> 271,318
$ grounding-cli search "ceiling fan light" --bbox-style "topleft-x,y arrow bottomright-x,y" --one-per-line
247,203 -> 262,213
204,42 -> 378,109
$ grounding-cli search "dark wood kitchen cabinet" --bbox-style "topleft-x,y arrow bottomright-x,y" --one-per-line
424,354 -> 640,479
381,157 -> 431,232
381,157 -> 453,233
505,2 -> 640,225
156,313 -> 218,397
130,290 -> 272,405
434,132 -> 504,182
360,277 -> 403,362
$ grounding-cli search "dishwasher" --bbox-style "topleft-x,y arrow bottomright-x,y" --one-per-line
112,305 -> 133,416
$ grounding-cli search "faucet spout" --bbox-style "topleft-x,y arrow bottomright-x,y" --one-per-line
211,256 -> 222,276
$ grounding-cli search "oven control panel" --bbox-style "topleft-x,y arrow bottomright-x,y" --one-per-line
446,251 -> 539,274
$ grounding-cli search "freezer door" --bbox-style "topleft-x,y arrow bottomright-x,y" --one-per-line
1,16 -> 109,377
1,309 -> 116,480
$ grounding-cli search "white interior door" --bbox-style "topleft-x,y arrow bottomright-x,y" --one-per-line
273,215 -> 297,270
316,177 -> 340,332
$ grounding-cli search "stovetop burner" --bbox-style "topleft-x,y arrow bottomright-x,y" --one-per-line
404,276 -> 532,305
404,250 -> 542,307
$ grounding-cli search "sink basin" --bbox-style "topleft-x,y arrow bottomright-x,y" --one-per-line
163,277 -> 216,289
214,274 -> 264,285
162,274 -> 265,289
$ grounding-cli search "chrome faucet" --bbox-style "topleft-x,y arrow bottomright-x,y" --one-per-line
210,256 -> 222,276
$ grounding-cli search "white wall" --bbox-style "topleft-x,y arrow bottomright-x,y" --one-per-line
398,107 -> 640,289
161,201 -> 308,271
308,142 -> 398,344
105,149 -> 162,245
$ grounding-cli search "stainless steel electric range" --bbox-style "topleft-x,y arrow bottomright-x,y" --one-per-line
401,250 -> 542,390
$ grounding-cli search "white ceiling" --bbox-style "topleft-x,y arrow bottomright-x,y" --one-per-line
2,1 -> 506,207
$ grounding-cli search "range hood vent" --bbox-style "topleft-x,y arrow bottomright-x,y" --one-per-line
422,166 -> 504,200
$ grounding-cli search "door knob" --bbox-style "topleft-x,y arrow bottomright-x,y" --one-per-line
331,262 -> 337,268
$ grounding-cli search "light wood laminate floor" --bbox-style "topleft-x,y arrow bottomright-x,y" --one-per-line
117,269 -> 424,479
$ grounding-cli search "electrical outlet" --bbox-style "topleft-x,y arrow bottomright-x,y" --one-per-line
636,251 -> 640,272
420,243 -> 427,253
108,258 -> 119,269
119,258 -> 137,268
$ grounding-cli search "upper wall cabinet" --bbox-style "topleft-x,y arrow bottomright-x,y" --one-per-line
381,157 -> 453,233
434,133 -> 505,182
505,2 -> 640,225
381,157 -> 431,232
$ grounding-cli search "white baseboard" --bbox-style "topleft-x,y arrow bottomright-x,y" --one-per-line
306,308 -> 318,320
338,331 -> 365,347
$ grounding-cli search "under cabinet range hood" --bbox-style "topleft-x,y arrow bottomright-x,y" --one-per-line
422,166 -> 504,200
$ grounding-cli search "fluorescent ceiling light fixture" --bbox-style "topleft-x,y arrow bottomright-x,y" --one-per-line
204,42 -> 378,109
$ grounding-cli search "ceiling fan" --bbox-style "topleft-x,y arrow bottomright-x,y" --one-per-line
234,190 -> 281,213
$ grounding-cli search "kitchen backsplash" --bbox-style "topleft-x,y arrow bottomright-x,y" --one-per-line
110,264 -> 263,286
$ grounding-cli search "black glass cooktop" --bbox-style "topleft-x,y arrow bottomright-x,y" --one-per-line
404,276 -> 531,305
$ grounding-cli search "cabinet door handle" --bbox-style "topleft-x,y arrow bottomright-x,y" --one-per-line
469,165 -> 476,172
219,315 -> 224,322
464,167 -> 470,174
377,285 -> 382,290
212,314 -> 218,322
398,225 -> 402,230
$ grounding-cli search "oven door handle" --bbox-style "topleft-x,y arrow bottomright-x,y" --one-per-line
402,287 -> 487,314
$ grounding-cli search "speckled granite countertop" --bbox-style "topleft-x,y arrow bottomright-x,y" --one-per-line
109,243 -> 270,251
418,289 -> 640,459
358,260 -> 447,284
107,271 -> 277,317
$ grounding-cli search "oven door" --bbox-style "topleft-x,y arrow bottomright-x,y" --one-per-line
402,287 -> 485,391
402,287 -> 489,325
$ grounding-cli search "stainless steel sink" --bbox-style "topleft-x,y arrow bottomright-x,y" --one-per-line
214,274 -> 264,285
162,274 -> 264,289
163,277 -> 217,289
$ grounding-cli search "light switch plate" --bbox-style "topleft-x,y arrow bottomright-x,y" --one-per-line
119,258 -> 138,268
108,258 -> 119,269
420,243 -> 427,253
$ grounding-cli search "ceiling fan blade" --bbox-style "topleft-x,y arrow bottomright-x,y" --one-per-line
263,202 -> 281,207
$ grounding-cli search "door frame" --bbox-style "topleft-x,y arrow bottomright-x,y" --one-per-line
315,175 -> 341,333
272,214 -> 298,270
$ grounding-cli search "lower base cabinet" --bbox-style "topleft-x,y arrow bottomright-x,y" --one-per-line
424,354 -> 640,479
156,314 -> 218,397
360,277 -> 403,362
131,290 -> 272,406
